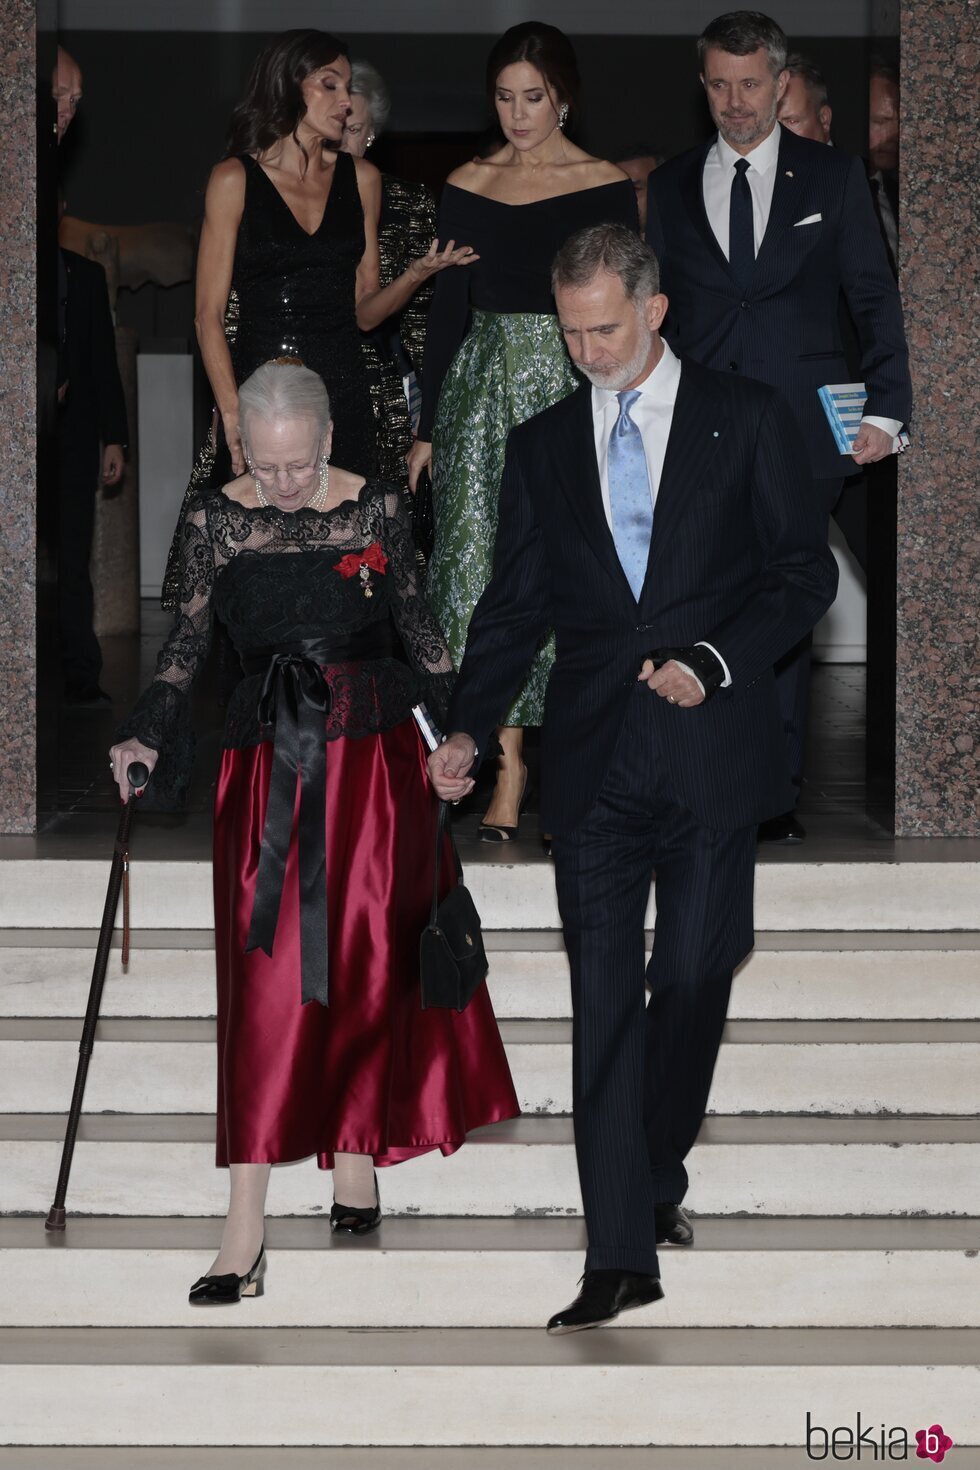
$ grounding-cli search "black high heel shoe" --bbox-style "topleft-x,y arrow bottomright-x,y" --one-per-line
188,1242 -> 266,1305
330,1171 -> 382,1235
478,765 -> 531,844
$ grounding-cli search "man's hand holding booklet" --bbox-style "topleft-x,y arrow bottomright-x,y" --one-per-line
819,383 -> 910,458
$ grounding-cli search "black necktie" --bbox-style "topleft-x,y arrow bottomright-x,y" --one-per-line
728,156 -> 754,288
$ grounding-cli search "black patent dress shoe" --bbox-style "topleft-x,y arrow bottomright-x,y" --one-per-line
188,1243 -> 266,1305
758,811 -> 806,844
655,1202 -> 695,1246
331,1172 -> 382,1235
546,1269 -> 664,1334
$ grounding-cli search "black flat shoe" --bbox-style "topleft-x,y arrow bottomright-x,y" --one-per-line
546,1268 -> 664,1334
331,1172 -> 381,1235
758,811 -> 806,844
188,1242 -> 266,1306
655,1202 -> 694,1246
478,766 -> 530,844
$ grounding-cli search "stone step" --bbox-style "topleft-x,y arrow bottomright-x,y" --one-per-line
1,855 -> 977,930
18,1454 -> 980,1470
1,1327 -> 977,1447
1,932 -> 977,1020
12,1454 -> 979,1470
4,1018 -> 978,1116
5,1216 -> 978,1330
4,1115 -> 979,1217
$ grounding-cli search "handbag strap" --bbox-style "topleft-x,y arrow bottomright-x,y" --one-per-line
430,800 -> 464,926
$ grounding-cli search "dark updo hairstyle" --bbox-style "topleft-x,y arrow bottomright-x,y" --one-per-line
485,21 -> 582,123
226,28 -> 349,169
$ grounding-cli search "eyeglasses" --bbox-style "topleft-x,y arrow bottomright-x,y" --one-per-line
247,438 -> 323,485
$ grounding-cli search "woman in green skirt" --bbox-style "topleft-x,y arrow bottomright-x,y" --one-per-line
409,21 -> 637,840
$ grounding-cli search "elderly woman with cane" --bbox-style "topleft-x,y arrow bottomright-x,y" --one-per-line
110,360 -> 517,1304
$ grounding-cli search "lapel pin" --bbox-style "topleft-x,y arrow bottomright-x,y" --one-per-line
785,170 -> 794,178
712,430 -> 719,437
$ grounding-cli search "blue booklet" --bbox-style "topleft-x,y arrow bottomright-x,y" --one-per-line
818,383 -> 910,455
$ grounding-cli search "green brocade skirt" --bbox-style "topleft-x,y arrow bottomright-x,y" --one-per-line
428,309 -> 579,728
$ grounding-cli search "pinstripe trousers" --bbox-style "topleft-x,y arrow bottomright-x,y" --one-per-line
552,685 -> 756,1276
775,477 -> 841,790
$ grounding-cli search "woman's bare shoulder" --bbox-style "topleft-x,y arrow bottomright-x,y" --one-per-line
445,158 -> 494,192
353,154 -> 382,188
576,155 -> 631,185
205,156 -> 247,208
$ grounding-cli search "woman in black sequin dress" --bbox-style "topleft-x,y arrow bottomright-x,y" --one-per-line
161,29 -> 475,608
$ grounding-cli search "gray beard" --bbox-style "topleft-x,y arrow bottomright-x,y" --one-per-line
577,336 -> 653,392
719,95 -> 778,148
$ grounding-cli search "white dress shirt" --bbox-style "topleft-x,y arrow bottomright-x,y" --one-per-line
701,126 -> 901,440
592,342 -> 731,688
702,126 -> 781,260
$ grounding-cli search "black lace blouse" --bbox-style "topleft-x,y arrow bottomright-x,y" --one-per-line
119,481 -> 454,806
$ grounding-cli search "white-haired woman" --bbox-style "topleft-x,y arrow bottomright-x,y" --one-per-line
111,361 -> 518,1305
341,60 -> 446,525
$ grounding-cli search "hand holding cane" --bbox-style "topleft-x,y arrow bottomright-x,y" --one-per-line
45,760 -> 150,1232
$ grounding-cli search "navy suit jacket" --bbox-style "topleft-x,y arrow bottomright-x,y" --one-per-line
446,358 -> 839,836
646,126 -> 911,483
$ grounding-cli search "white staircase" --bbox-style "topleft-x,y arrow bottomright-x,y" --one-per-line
0,854 -> 978,1460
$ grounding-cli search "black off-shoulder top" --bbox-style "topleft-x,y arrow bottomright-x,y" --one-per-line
418,178 -> 639,439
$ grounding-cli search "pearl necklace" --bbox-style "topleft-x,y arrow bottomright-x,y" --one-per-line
253,456 -> 330,511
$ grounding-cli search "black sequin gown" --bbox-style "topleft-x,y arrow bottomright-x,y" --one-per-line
161,149 -> 378,608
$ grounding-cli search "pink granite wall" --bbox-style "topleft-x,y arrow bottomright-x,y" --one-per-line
895,1 -> 980,835
0,2 -> 39,832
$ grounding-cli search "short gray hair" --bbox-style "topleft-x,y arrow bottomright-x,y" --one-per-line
349,59 -> 391,136
552,223 -> 660,303
238,360 -> 332,444
697,11 -> 788,78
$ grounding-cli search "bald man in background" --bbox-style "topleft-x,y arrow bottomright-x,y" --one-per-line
52,46 -> 83,142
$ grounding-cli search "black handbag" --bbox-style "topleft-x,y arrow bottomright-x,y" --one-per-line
412,467 -> 435,566
419,800 -> 489,1011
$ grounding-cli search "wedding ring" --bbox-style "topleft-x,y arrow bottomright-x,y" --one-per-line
668,695 -> 676,704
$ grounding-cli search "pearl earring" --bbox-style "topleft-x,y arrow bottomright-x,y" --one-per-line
558,104 -> 569,130
365,132 -> 376,149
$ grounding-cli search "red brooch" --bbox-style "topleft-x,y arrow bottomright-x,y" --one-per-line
335,542 -> 389,598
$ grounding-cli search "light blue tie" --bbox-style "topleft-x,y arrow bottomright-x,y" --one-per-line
607,389 -> 654,600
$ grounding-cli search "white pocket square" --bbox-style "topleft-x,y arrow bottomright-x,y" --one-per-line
794,213 -> 822,226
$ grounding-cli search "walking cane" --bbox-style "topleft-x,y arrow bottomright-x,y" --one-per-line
45,760 -> 150,1232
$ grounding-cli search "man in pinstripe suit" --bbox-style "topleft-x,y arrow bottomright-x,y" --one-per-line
646,11 -> 911,844
429,222 -> 837,1333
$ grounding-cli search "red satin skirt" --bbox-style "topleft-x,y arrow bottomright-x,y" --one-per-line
212,718 -> 520,1168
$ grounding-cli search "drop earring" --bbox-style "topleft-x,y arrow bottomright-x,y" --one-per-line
365,132 -> 376,150
558,104 -> 569,130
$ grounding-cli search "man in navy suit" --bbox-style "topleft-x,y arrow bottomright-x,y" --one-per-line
646,10 -> 911,843
428,224 -> 837,1332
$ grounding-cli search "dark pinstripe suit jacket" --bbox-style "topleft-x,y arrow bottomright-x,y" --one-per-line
646,125 -> 911,482
446,358 -> 839,836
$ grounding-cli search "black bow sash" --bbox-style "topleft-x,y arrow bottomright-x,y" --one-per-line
241,625 -> 399,1007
